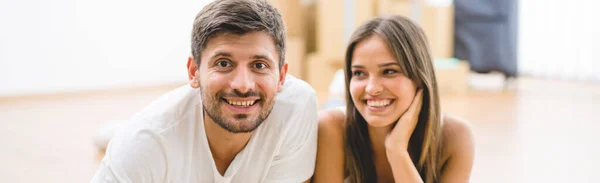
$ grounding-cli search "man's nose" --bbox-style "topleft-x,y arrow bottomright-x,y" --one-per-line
230,67 -> 255,94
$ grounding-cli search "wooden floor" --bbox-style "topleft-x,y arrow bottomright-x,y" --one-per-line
1,77 -> 599,183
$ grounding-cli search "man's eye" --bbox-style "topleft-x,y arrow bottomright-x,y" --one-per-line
255,62 -> 266,69
217,60 -> 231,68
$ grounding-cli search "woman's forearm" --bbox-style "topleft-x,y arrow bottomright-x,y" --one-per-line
387,150 -> 424,183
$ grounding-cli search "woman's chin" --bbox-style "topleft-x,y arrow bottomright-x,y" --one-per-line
365,116 -> 396,128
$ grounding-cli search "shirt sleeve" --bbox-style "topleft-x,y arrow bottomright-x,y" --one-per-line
264,90 -> 319,183
90,121 -> 168,183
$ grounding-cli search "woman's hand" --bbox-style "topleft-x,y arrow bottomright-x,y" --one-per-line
385,89 -> 423,153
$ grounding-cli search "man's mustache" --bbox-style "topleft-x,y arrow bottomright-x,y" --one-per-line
218,90 -> 261,98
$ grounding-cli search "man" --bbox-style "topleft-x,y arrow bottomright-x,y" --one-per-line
91,0 -> 318,182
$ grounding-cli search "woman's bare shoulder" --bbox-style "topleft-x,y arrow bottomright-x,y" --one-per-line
438,114 -> 475,181
314,108 -> 348,182
318,108 -> 347,134
441,114 -> 475,160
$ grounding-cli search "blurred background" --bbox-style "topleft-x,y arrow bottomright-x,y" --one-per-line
1,0 -> 599,182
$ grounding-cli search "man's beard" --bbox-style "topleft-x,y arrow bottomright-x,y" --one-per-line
200,86 -> 275,133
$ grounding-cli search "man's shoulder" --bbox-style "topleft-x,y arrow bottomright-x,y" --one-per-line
133,85 -> 200,127
278,74 -> 317,104
272,75 -> 318,119
96,115 -> 172,182
263,74 -> 318,135
108,85 -> 201,151
97,85 -> 204,182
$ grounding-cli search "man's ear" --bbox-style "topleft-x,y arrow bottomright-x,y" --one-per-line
277,63 -> 288,93
187,56 -> 200,88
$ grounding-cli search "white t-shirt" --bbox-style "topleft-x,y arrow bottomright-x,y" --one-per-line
91,75 -> 318,183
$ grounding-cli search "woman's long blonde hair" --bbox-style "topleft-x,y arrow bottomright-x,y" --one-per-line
344,15 -> 442,183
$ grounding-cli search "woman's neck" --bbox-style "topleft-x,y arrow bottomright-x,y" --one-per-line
367,123 -> 397,183
367,123 -> 395,152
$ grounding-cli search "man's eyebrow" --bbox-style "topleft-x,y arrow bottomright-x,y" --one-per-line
210,51 -> 232,59
251,54 -> 275,65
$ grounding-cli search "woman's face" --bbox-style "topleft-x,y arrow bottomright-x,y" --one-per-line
349,35 -> 417,128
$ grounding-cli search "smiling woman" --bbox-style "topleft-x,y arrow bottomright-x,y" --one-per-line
349,34 -> 418,128
314,15 -> 475,183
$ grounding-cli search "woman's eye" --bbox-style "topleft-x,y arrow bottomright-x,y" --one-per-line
384,69 -> 397,75
352,71 -> 364,77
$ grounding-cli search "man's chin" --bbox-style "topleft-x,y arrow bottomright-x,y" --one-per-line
216,118 -> 263,134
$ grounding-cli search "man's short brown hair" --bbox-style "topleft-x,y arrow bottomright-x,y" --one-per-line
191,0 -> 286,69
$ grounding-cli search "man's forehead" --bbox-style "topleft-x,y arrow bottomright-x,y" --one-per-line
201,32 -> 279,62
205,32 -> 276,50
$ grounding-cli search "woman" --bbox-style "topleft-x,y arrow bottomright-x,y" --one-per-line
314,15 -> 475,183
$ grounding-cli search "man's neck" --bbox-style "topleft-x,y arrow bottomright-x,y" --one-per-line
204,114 -> 253,176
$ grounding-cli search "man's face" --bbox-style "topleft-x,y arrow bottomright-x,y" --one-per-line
194,32 -> 287,133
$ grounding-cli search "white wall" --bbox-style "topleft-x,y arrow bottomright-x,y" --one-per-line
518,0 -> 600,81
0,0 -> 213,96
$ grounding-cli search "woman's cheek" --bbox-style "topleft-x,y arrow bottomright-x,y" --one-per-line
349,81 -> 364,102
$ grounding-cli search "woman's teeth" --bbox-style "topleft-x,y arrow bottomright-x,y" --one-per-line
367,99 -> 391,107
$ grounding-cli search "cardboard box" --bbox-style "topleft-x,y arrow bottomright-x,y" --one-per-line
354,0 -> 379,28
268,0 -> 305,37
420,3 -> 454,59
305,53 -> 344,95
315,0 -> 346,60
434,59 -> 470,95
376,0 -> 454,59
315,0 -> 378,60
303,2 -> 317,53
376,0 -> 413,17
285,37 -> 306,79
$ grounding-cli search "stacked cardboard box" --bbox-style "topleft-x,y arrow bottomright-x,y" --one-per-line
315,0 -> 348,61
285,37 -> 306,79
376,0 -> 454,59
305,53 -> 344,95
315,0 -> 378,61
434,59 -> 470,95
306,0 -> 379,93
376,0 -> 414,17
268,0 -> 310,80
296,0 -> 463,95
420,3 -> 454,59
268,0 -> 305,38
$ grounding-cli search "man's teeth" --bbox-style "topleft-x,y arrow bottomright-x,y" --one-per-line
367,99 -> 391,107
227,100 -> 256,107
